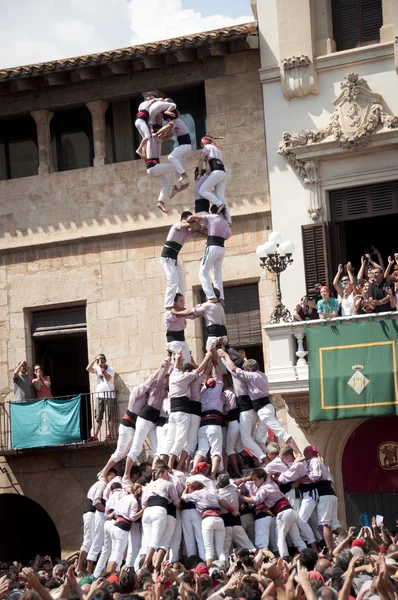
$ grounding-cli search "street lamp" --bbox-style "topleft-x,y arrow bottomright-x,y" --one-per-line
256,231 -> 295,323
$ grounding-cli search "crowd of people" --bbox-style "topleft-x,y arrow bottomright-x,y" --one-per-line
294,249 -> 398,322
5,94 -> 398,599
13,362 -> 53,402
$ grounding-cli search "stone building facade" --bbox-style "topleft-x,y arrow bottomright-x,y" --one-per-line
0,22 -> 275,555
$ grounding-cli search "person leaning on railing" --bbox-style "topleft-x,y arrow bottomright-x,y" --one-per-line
317,286 -> 339,320
32,365 -> 53,399
293,295 -> 319,321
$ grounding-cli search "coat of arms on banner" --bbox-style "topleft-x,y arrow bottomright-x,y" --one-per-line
347,365 -> 369,395
378,442 -> 398,470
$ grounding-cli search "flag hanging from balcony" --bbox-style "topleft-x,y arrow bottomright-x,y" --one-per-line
306,319 -> 398,421
10,395 -> 82,449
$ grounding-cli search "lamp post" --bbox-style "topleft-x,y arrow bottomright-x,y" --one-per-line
256,231 -> 295,324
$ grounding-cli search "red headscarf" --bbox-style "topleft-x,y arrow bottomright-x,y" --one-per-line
194,564 -> 209,575
304,445 -> 320,457
192,462 -> 209,475
320,286 -> 330,294
201,136 -> 223,149
351,539 -> 365,548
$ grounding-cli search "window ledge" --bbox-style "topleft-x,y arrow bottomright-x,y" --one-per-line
315,42 -> 394,71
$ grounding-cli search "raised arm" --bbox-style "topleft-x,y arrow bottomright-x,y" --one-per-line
86,355 -> 100,373
357,255 -> 368,284
13,361 -> 24,378
333,264 -> 344,297
196,349 -> 212,374
211,348 -> 223,382
346,262 -> 358,295
217,348 -> 237,372
384,256 -> 396,281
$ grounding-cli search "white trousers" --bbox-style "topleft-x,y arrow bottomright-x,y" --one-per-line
225,420 -> 244,456
81,511 -> 95,553
199,170 -> 227,208
127,417 -> 156,462
202,516 -> 226,562
168,144 -> 191,177
181,508 -> 205,560
197,424 -> 223,460
147,163 -> 176,202
160,513 -> 175,551
199,245 -> 225,300
184,414 -> 201,456
126,523 -> 142,566
276,508 -> 306,558
239,409 -> 267,462
109,525 -> 128,566
169,510 -> 183,562
257,403 -> 291,443
224,525 -> 255,554
317,495 -> 341,530
160,257 -> 185,308
94,518 -> 114,577
297,492 -> 317,544
165,340 -> 191,364
254,515 -> 272,549
111,424 -> 135,463
241,513 -> 255,545
87,510 -> 106,561
156,423 -> 169,457
142,505 -> 167,550
135,119 -> 150,140
165,411 -> 191,456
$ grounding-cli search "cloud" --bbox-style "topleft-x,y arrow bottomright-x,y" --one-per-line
128,0 -> 252,44
0,0 -> 252,70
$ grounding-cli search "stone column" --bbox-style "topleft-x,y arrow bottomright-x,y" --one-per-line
380,0 -> 394,43
31,109 -> 54,176
314,0 -> 336,56
86,100 -> 109,167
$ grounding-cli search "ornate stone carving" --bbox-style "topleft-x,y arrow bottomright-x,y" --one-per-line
279,55 -> 318,100
281,55 -> 311,70
284,396 -> 320,434
278,73 -> 398,181
307,206 -> 324,221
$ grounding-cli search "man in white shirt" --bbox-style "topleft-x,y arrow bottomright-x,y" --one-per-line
86,353 -> 115,442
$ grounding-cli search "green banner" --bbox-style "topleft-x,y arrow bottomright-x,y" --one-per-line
306,319 -> 398,421
11,396 -> 82,449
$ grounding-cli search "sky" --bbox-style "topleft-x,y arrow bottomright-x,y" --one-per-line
0,0 -> 253,70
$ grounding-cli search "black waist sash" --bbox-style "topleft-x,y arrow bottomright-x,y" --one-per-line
170,396 -> 191,413
147,495 -> 168,508
84,499 -> 96,514
200,409 -> 224,427
236,394 -> 253,412
298,482 -> 317,495
136,109 -> 149,120
209,158 -> 225,172
181,500 -> 196,511
316,480 -> 336,497
166,329 -> 185,343
177,133 -> 191,145
122,409 -> 137,428
221,513 -> 241,527
115,517 -> 132,531
207,324 -> 227,337
253,396 -> 270,412
227,407 -> 240,422
161,240 -> 182,260
207,235 -> 225,247
157,416 -> 167,427
190,401 -> 202,417
139,404 -> 160,423
167,503 -> 177,518
279,482 -> 293,494
195,199 -> 210,213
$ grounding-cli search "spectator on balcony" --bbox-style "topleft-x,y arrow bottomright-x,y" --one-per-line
353,282 -> 375,315
87,353 -> 115,442
13,360 -> 33,402
32,365 -> 53,399
293,296 -> 318,321
368,266 -> 396,313
312,282 -> 323,304
317,287 -> 339,320
333,262 -> 357,316
384,255 -> 398,307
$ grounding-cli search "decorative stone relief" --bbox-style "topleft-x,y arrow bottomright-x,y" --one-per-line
278,73 -> 398,220
284,396 -> 320,434
280,54 -> 318,100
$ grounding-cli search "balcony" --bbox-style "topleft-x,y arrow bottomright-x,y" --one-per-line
0,393 -> 118,454
264,311 -> 398,395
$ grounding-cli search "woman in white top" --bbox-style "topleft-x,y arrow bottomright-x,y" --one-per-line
333,262 -> 357,316
198,136 -> 231,223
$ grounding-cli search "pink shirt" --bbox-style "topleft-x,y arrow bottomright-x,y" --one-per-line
142,478 -> 180,507
169,118 -> 189,137
165,311 -> 188,332
231,371 -> 249,397
127,378 -> 152,413
106,488 -> 125,514
193,301 -> 226,327
265,457 -> 290,476
200,380 -> 224,413
234,368 -> 269,400
222,389 -> 237,412
247,481 -> 285,507
146,136 -> 162,160
32,376 -> 53,399
87,480 -> 106,504
202,144 -> 223,162
184,488 -> 220,512
169,369 -> 198,399
307,457 -> 333,483
190,375 -> 204,401
166,222 -> 192,246
115,494 -> 140,520
278,461 -> 308,484
147,360 -> 170,411
201,214 -> 231,240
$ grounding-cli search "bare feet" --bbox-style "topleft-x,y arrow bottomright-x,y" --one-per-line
177,172 -> 188,185
157,201 -> 168,214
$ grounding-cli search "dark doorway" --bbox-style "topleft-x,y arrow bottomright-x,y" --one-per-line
342,214 -> 398,274
0,495 -> 61,561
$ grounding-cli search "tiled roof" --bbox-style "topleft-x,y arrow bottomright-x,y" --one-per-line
0,22 -> 257,81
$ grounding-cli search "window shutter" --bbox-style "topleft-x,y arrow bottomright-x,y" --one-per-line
332,0 -> 382,51
330,181 -> 398,222
302,223 -> 330,291
332,0 -> 359,51
360,0 -> 383,45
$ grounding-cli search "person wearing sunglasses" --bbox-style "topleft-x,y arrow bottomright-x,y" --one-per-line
333,262 -> 357,316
